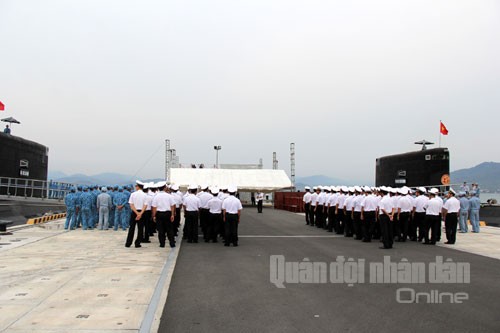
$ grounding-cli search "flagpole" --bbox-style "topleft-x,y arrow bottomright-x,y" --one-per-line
439,120 -> 442,148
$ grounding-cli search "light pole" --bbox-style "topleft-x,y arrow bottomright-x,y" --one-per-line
214,145 -> 221,168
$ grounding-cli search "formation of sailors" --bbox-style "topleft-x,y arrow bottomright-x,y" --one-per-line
65,181 -> 243,248
303,185 -> 479,249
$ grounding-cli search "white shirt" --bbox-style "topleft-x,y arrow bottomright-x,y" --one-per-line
172,191 -> 183,208
303,192 -> 312,204
443,196 -> 460,213
424,197 -> 443,216
152,192 -> 175,212
145,192 -> 154,211
129,190 -> 147,211
183,194 -> 201,211
256,193 -> 264,201
317,192 -> 326,205
414,195 -> 429,213
362,194 -> 378,212
208,196 -> 223,214
379,195 -> 394,215
310,193 -> 318,207
328,193 -> 339,208
337,194 -> 346,209
397,195 -> 413,213
198,191 -> 213,209
222,195 -> 243,214
345,196 -> 355,211
353,195 -> 364,212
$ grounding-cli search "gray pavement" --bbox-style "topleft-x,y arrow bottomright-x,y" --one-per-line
160,208 -> 500,333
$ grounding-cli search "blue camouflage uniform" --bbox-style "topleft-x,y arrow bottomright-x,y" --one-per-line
459,195 -> 470,232
113,187 -> 128,230
469,196 -> 481,233
80,187 -> 95,230
75,187 -> 83,228
91,187 -> 99,227
64,189 -> 78,230
108,187 -> 116,228
123,187 -> 132,228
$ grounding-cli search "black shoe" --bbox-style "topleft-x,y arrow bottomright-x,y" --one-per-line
187,240 -> 193,243
125,245 -> 131,248
379,246 -> 391,249
224,244 -> 230,247
160,245 -> 165,248
362,240 -> 371,243
233,243 -> 238,247
170,242 -> 176,248
212,240 -> 218,243
143,240 -> 151,243
205,239 -> 209,243
135,244 -> 142,248
193,240 -> 198,243
444,241 -> 454,245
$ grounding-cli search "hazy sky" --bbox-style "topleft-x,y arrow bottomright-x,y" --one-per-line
1,0 -> 499,184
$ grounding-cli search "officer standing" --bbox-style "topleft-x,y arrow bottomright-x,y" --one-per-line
442,189 -> 460,244
97,187 -> 113,230
378,187 -> 395,249
222,185 -> 243,247
198,185 -> 213,241
64,188 -> 77,230
360,187 -> 377,242
170,185 -> 183,237
152,182 -> 176,248
303,187 -> 312,225
207,187 -> 223,243
396,188 -> 413,242
125,181 -> 148,248
256,192 -> 264,213
183,185 -> 201,243
423,188 -> 443,245
412,187 -> 429,241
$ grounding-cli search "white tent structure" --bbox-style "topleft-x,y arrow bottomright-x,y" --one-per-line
170,168 -> 292,192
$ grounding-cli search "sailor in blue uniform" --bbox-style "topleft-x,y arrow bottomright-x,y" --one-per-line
64,188 -> 78,230
469,195 -> 481,233
458,192 -> 470,233
80,187 -> 95,230
114,187 -> 128,230
75,186 -> 83,228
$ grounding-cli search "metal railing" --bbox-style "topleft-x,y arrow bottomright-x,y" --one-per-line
0,177 -> 74,200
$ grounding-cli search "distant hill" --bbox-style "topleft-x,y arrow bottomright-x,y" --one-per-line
451,162 -> 500,192
49,171 -> 135,185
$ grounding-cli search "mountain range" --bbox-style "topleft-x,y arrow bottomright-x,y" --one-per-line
450,162 -> 500,192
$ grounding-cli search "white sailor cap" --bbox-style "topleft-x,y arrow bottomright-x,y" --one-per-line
400,188 -> 409,195
449,188 -> 456,195
228,185 -> 237,193
324,186 -> 331,192
429,188 -> 439,195
188,184 -> 198,190
354,186 -> 362,193
201,184 -> 209,190
211,187 -> 219,195
364,186 -> 372,192
348,187 -> 354,193
156,181 -> 167,188
417,187 -> 427,193
170,184 -> 179,191
304,186 -> 311,190
136,180 -> 144,186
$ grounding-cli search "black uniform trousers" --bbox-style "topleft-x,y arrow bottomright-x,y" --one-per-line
445,213 -> 458,244
336,210 -> 344,234
344,211 -> 353,236
142,210 -> 152,242
424,215 -> 440,244
414,212 -> 426,241
327,207 -> 336,232
208,212 -> 222,242
380,214 -> 393,249
174,207 -> 181,236
397,212 -> 410,241
156,211 -> 174,247
126,210 -> 144,247
309,205 -> 316,226
200,208 -> 210,240
257,200 -> 263,213
304,203 -> 310,224
352,211 -> 361,238
362,211 -> 376,242
185,211 -> 199,243
225,213 -> 239,245
315,205 -> 324,228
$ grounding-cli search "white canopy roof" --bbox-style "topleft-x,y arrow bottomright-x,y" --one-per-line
170,168 -> 292,192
